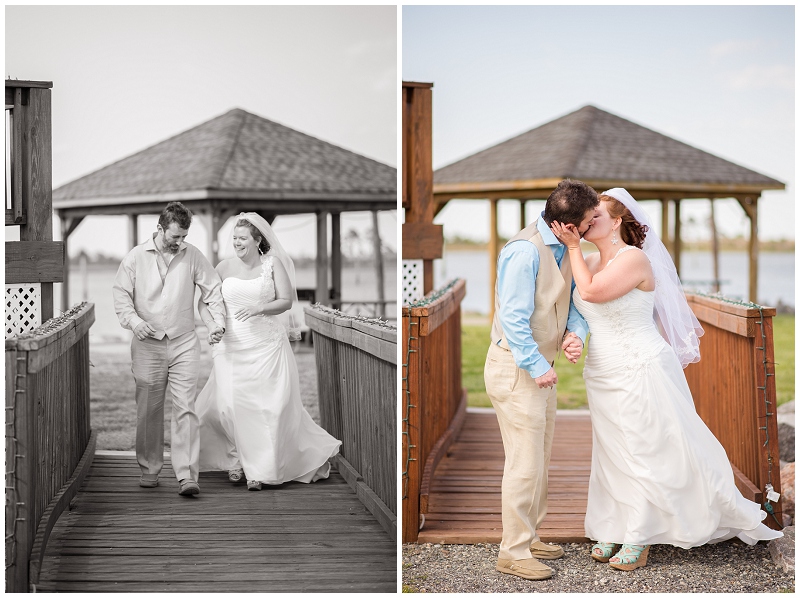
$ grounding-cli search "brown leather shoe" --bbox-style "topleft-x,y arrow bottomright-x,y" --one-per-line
530,541 -> 564,560
496,557 -> 553,580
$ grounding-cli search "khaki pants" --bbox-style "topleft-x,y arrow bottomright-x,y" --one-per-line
131,331 -> 201,482
484,342 -> 558,561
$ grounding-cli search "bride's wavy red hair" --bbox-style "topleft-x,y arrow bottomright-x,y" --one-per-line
598,195 -> 649,249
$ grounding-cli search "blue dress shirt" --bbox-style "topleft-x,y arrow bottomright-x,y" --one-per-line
496,214 -> 589,379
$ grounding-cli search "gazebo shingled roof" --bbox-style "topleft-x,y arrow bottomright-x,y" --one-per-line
54,108 -> 396,208
430,104 -> 784,308
52,107 -> 397,311
433,105 -> 783,199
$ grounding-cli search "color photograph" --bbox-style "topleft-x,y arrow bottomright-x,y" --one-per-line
401,5 -> 793,593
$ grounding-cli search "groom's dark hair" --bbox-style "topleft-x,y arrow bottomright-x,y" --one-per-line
542,179 -> 599,226
159,201 -> 193,230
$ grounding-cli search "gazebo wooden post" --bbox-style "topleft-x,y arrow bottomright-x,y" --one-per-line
709,198 -> 721,293
60,218 -> 70,312
371,210 -> 385,318
660,198 -> 671,254
257,212 -> 277,226
128,214 -> 138,249
205,208 -> 223,266
331,212 -> 342,309
59,216 -> 85,312
735,195 -> 760,303
520,199 -> 526,229
673,199 -> 682,276
316,211 -> 329,305
488,198 -> 500,323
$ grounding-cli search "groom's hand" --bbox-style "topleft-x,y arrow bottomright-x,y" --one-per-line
562,333 -> 583,364
534,367 -> 558,389
133,321 -> 156,340
208,324 -> 224,345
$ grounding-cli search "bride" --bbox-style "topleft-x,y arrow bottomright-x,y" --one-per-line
196,213 -> 341,490
551,188 -> 782,571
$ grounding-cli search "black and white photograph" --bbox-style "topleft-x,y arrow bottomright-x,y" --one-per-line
6,5 -> 397,592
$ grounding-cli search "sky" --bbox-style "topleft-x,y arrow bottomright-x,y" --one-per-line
5,5 -> 397,259
403,5 -> 794,243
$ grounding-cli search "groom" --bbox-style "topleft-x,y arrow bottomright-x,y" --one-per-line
113,202 -> 226,496
484,179 -> 598,580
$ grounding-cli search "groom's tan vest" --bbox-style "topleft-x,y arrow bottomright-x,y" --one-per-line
490,219 -> 573,366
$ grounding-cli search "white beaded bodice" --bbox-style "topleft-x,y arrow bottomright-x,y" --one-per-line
574,248 -> 668,378
217,256 -> 285,351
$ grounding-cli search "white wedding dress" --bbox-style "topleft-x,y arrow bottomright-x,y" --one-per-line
196,256 -> 341,484
574,247 -> 782,548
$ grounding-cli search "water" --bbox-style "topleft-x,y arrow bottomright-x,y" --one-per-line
435,249 -> 794,315
55,262 -> 397,342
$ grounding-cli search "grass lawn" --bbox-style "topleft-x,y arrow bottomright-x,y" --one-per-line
463,313 -> 795,409
773,314 -> 794,406
463,324 -> 589,409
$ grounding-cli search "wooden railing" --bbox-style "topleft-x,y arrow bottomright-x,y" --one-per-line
5,302 -> 96,592
684,293 -> 783,529
304,305 -> 397,540
296,289 -> 396,319
338,300 -> 398,320
402,279 -> 467,542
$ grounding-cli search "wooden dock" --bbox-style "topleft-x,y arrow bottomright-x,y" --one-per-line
417,410 -> 591,545
36,453 -> 396,592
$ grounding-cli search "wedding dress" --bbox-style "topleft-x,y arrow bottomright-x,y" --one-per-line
575,247 -> 782,548
196,256 -> 341,484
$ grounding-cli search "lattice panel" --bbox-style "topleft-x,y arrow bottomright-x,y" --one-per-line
5,284 -> 41,338
402,260 -> 423,305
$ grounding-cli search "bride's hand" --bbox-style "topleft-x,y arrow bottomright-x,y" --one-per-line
550,221 -> 581,249
234,305 -> 262,321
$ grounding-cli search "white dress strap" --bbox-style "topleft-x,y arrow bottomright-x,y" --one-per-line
260,254 -> 274,275
259,255 -> 275,302
607,245 -> 637,266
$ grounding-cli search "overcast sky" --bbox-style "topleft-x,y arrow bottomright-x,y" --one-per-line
403,5 -> 794,242
6,5 -> 397,258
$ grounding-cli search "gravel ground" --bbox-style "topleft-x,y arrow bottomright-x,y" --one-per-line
402,542 -> 795,593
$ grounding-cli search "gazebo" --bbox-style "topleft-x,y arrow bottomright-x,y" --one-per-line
53,108 -> 397,310
432,105 -> 784,312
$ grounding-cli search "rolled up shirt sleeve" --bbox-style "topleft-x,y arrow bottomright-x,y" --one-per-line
112,254 -> 145,333
496,242 -> 552,379
566,279 -> 589,345
193,255 -> 226,330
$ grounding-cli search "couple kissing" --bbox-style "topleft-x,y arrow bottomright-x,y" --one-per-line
485,179 -> 782,580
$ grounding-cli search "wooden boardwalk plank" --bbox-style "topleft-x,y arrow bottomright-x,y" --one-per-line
36,454 -> 396,592
417,411 -> 592,545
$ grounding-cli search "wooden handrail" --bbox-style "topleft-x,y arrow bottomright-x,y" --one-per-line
5,303 -> 95,592
304,306 -> 397,540
684,292 -> 782,528
402,279 -> 466,542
